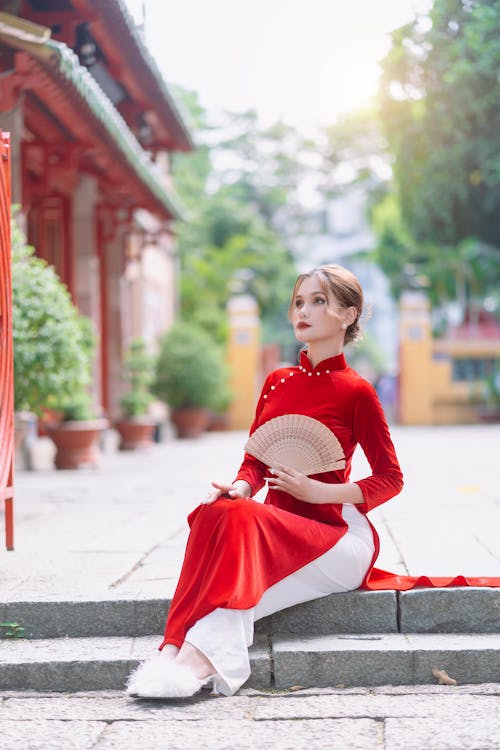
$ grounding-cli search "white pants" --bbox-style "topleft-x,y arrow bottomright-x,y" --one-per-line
185,505 -> 375,695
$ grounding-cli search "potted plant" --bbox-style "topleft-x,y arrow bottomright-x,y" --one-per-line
207,379 -> 234,432
43,316 -> 109,469
154,321 -> 227,438
115,339 -> 156,450
11,215 -> 107,468
46,388 -> 109,470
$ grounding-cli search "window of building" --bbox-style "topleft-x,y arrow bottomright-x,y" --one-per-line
452,357 -> 500,382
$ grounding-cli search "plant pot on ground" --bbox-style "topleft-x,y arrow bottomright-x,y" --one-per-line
38,312 -> 108,470
11,213 -> 108,469
207,383 -> 234,432
11,214 -> 103,468
154,322 -> 228,438
45,392 -> 109,470
115,339 -> 156,450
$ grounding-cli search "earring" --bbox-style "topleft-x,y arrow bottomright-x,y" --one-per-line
342,323 -> 347,330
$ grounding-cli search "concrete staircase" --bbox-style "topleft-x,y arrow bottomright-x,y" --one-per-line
1,589 -> 499,691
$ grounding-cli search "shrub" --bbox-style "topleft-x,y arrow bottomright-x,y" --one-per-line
154,322 -> 227,410
119,339 -> 156,418
11,216 -> 96,417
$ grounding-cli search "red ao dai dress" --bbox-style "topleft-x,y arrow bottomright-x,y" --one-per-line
160,351 -> 499,695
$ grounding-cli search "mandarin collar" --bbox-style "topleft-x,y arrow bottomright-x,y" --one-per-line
299,349 -> 347,373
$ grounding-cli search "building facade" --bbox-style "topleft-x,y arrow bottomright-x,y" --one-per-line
0,0 -> 193,417
399,292 -> 500,425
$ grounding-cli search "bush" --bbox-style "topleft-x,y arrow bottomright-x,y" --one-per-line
11,216 -> 96,417
154,322 -> 227,410
119,339 -> 156,417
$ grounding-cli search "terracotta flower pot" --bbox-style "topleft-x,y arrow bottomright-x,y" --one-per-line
207,411 -> 230,432
46,418 -> 109,469
171,408 -> 210,438
115,418 -> 156,450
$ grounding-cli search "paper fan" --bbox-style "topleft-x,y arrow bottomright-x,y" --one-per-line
244,414 -> 345,475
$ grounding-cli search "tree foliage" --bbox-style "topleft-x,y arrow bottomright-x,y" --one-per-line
371,192 -> 499,317
320,106 -> 389,200
373,0 -> 500,315
379,0 -> 500,249
171,90 -> 302,351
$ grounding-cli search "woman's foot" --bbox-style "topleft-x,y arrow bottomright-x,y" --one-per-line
175,641 -> 216,681
126,643 -> 217,699
126,656 -> 212,699
161,643 -> 180,660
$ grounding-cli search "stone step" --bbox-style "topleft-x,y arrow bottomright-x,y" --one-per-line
1,633 -> 499,692
0,635 -> 270,692
272,633 -> 500,689
2,588 -> 499,640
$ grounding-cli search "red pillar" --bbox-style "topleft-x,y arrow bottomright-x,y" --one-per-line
0,132 -> 15,550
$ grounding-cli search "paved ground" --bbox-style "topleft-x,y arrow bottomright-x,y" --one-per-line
1,424 -> 500,749
3,424 -> 500,600
0,685 -> 499,750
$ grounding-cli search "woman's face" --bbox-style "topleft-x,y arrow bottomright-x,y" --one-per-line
292,275 -> 348,347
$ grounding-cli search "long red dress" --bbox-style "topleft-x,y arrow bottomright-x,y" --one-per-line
162,351 -> 499,649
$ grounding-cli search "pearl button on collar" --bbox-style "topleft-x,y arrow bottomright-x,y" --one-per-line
260,363 -> 337,400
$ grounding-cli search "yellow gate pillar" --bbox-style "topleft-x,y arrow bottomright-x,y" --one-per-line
227,295 -> 260,430
399,291 -> 433,425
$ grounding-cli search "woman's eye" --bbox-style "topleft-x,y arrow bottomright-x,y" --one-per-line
295,299 -> 303,308
314,297 -> 326,304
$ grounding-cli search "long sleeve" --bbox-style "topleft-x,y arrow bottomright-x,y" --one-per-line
352,380 -> 404,513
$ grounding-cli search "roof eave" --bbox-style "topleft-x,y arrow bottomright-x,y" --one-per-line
0,12 -> 186,221
88,0 -> 195,152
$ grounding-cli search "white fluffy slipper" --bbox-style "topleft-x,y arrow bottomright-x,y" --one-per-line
126,655 -> 214,699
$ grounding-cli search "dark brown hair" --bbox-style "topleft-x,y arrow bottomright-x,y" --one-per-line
288,264 -> 364,344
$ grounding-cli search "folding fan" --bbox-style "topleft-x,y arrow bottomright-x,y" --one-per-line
244,414 -> 345,475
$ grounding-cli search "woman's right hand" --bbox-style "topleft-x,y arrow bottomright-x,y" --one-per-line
202,479 -> 251,504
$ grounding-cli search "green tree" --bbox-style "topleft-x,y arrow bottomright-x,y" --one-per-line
372,191 -> 500,321
379,0 -> 500,249
319,105 -> 389,203
170,90 -> 300,351
214,110 -> 319,242
375,0 -> 500,314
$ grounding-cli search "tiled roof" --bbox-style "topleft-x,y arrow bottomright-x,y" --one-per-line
101,0 -> 195,151
0,11 -> 185,219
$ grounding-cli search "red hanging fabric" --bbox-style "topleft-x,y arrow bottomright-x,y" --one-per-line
364,567 -> 500,590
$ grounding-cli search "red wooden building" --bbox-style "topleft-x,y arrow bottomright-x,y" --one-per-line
0,0 -> 193,417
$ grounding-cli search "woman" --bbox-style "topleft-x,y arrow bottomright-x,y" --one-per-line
127,264 -> 404,699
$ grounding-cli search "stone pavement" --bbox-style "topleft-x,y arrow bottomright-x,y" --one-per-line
3,423 -> 500,599
0,685 -> 499,750
1,424 -> 500,749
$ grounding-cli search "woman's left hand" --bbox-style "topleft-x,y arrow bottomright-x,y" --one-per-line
266,464 -> 320,502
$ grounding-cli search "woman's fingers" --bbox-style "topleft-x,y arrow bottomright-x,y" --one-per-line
202,481 -> 242,504
266,465 -> 307,496
201,489 -> 221,504
273,464 -> 296,477
212,482 -> 240,496
266,464 -> 295,483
